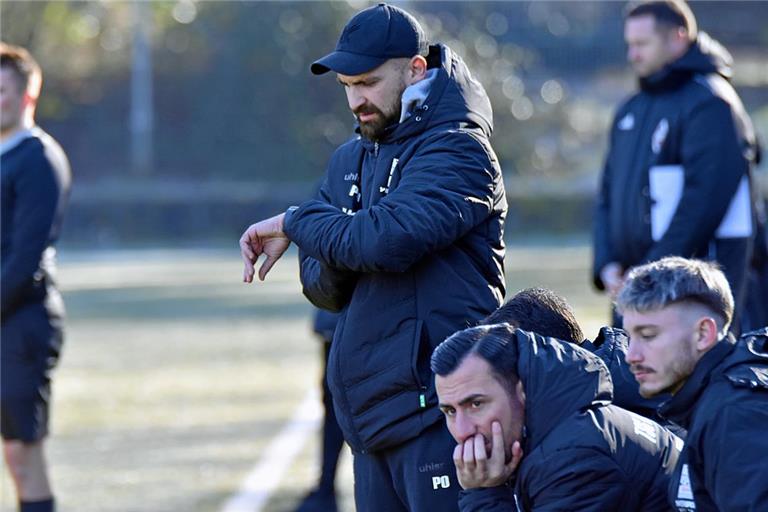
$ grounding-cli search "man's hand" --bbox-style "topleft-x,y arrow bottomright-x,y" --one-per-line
600,262 -> 625,299
453,421 -> 523,489
239,213 -> 291,282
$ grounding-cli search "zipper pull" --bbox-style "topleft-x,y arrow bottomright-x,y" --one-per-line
374,142 -> 379,157
419,393 -> 426,408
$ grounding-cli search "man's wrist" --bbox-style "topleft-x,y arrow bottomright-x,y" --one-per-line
282,206 -> 299,233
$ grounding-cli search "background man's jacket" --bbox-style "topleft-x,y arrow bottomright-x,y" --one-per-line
593,34 -> 759,309
660,328 -> 768,511
1,128 -> 71,320
459,330 -> 681,512
284,44 -> 507,453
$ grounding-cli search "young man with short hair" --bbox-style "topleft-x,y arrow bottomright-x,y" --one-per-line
619,256 -> 768,511
432,323 -> 682,511
1,42 -> 71,512
486,288 -> 674,425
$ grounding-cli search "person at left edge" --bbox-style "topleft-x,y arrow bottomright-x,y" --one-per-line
1,42 -> 71,512
239,4 -> 506,511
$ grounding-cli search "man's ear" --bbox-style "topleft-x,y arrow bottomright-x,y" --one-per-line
666,26 -> 691,58
515,380 -> 526,405
694,316 -> 719,353
407,55 -> 428,84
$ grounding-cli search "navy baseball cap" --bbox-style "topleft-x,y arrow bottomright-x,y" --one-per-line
311,3 -> 428,76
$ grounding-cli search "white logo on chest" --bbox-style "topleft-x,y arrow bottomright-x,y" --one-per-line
618,113 -> 635,130
379,158 -> 399,195
674,464 -> 697,510
651,118 -> 669,154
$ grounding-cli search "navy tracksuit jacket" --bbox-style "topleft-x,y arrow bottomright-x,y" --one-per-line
284,43 -> 507,454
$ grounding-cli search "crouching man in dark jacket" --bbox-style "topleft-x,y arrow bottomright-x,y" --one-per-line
432,323 -> 682,511
618,257 -> 768,511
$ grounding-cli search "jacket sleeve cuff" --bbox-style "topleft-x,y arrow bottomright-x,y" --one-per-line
458,486 -> 516,511
283,205 -> 300,238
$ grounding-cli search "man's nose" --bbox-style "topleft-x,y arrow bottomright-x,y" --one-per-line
347,88 -> 366,112
453,412 -> 477,443
625,339 -> 643,364
627,47 -> 640,63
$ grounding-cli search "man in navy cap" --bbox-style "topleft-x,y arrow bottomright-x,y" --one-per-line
240,4 -> 506,511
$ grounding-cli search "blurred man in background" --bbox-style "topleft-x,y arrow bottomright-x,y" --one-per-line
1,42 -> 71,512
592,0 -> 760,331
240,4 -> 506,510
619,257 -> 768,510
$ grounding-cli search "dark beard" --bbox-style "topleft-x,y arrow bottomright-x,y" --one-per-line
357,105 -> 401,141
355,79 -> 407,141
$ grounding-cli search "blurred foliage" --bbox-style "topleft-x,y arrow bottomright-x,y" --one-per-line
1,1 -> 766,226
1,0 -> 766,187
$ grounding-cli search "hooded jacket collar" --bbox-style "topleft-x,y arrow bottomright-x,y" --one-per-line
0,127 -> 36,156
640,32 -> 733,93
357,43 -> 494,145
658,335 -> 737,428
513,329 -> 613,451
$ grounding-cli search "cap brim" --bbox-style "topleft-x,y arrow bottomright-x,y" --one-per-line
310,51 -> 387,76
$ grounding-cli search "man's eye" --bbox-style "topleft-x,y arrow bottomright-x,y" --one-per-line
442,408 -> 455,417
471,401 -> 482,408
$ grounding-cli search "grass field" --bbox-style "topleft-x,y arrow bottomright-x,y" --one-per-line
0,242 -> 610,512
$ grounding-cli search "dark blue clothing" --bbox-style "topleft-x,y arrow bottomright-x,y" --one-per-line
313,309 -> 340,342
0,303 -> 62,441
1,127 -> 71,442
284,43 -> 506,454
459,330 -> 681,512
660,328 -> 768,512
353,420 -> 459,512
1,128 -> 70,319
593,34 -> 758,314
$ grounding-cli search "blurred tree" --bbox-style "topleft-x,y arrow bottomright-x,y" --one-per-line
0,1 -> 764,188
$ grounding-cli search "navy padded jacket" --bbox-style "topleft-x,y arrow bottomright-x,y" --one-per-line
284,44 -> 507,452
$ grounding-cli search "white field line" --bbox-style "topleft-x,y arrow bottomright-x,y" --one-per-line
220,389 -> 322,512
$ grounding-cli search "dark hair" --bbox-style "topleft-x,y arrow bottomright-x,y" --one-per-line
616,257 -> 734,333
0,42 -> 42,96
431,323 -> 519,393
625,1 -> 698,41
483,288 -> 584,344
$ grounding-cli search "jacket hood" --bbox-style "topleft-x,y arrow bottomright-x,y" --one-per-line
640,32 -> 733,91
513,329 -> 613,451
371,44 -> 493,143
719,327 -> 768,393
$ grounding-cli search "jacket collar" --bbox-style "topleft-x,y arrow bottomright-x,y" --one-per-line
659,335 -> 737,428
0,127 -> 35,156
639,32 -> 730,93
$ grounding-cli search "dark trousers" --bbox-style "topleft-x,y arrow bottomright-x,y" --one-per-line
352,419 -> 460,512
318,341 -> 344,491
